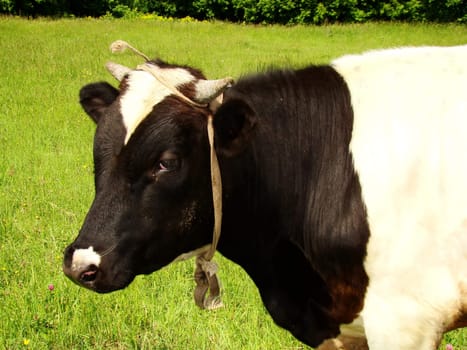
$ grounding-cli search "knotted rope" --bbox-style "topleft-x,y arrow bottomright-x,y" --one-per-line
110,40 -> 150,61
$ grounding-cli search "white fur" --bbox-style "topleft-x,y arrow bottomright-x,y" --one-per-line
340,316 -> 365,338
333,45 -> 467,349
120,67 -> 196,144
71,246 -> 101,271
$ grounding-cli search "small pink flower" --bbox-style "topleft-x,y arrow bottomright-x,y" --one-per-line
48,284 -> 54,291
446,344 -> 454,350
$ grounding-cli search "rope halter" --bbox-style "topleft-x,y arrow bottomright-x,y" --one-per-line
107,40 -> 232,310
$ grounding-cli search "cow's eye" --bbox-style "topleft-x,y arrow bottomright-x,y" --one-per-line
150,152 -> 181,179
158,158 -> 180,172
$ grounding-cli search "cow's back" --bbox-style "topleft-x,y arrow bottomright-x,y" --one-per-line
333,45 -> 467,349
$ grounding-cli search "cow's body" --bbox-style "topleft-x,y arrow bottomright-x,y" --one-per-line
63,45 -> 467,349
333,46 -> 467,349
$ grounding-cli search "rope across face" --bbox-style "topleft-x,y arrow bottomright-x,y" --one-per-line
107,40 -> 232,310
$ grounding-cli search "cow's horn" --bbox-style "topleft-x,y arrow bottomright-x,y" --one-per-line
105,61 -> 132,82
194,77 -> 234,104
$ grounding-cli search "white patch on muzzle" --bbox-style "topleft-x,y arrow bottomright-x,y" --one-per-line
120,66 -> 197,144
71,246 -> 101,272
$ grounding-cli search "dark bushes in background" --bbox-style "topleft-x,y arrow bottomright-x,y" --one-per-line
1,0 -> 466,23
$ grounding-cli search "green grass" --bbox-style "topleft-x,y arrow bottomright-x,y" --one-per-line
0,17 -> 466,349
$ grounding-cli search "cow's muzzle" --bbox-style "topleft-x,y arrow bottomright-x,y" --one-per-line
62,245 -> 100,289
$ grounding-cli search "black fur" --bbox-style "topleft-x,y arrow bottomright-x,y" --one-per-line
64,64 -> 370,348
214,66 -> 370,345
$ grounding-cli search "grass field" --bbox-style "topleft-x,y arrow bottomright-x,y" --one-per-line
0,17 -> 466,349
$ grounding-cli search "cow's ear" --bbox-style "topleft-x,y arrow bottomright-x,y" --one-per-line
213,99 -> 256,157
79,82 -> 119,124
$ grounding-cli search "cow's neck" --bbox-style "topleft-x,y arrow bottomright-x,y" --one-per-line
216,152 -> 343,346
213,67 -> 371,346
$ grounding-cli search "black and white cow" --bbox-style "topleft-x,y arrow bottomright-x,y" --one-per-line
63,44 -> 467,350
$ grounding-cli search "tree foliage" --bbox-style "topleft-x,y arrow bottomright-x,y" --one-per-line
1,0 -> 466,23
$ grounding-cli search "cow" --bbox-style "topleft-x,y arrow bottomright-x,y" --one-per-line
63,43 -> 467,350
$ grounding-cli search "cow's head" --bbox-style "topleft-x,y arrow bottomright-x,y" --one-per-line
62,53 -> 235,293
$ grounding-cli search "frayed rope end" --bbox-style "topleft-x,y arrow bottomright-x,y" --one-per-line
109,40 -> 150,61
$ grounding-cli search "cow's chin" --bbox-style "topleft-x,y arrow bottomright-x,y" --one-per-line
74,268 -> 137,294
92,277 -> 135,294
85,260 -> 171,293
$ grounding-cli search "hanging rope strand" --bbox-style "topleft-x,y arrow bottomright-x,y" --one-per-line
109,40 -> 224,310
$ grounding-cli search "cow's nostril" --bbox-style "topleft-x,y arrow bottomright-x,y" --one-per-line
80,265 -> 98,283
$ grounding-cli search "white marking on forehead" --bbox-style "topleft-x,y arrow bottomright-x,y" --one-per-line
71,246 -> 101,272
120,66 -> 197,144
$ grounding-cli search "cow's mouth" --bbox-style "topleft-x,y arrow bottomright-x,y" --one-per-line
63,262 -> 135,293
62,261 -> 99,290
80,265 -> 98,283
